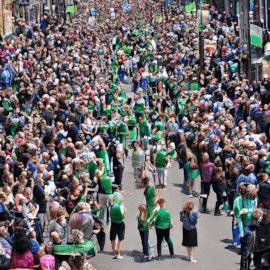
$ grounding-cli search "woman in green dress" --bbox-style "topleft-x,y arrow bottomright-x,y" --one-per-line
183,150 -> 200,197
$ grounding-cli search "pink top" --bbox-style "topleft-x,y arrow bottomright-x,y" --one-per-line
40,254 -> 55,270
10,250 -> 34,270
202,162 -> 214,182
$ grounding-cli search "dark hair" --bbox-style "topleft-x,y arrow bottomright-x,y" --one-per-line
13,236 -> 30,255
141,177 -> 150,187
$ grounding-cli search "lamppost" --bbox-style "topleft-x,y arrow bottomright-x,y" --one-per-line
196,0 -> 209,72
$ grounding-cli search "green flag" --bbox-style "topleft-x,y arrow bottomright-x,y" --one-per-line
185,2 -> 195,13
65,5 -> 76,14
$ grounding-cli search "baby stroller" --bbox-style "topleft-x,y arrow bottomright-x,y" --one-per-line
249,220 -> 270,269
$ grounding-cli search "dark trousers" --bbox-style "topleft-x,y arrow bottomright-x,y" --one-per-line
155,227 -> 174,256
139,230 -> 150,256
97,229 -> 106,251
201,181 -> 211,209
33,218 -> 44,244
228,190 -> 235,211
240,233 -> 252,270
114,166 -> 123,189
212,181 -> 225,214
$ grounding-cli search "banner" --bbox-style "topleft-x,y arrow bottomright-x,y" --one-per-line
185,2 -> 195,13
250,24 -> 263,48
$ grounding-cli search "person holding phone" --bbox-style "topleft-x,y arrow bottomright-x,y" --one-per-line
180,201 -> 199,263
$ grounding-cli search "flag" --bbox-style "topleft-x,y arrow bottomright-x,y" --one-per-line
250,24 -> 263,48
185,2 -> 195,13
65,5 -> 76,14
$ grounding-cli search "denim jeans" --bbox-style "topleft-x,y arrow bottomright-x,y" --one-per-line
118,69 -> 125,82
139,230 -> 150,256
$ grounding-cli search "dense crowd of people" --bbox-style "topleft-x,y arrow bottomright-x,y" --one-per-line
0,0 -> 270,269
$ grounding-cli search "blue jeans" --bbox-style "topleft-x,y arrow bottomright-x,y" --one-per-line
118,69 -> 125,82
139,230 -> 150,256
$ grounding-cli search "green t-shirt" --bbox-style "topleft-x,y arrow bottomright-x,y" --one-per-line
155,150 -> 167,169
150,208 -> 171,229
145,185 -> 155,219
167,150 -> 177,161
99,176 -> 112,194
233,196 -> 257,237
138,215 -> 148,231
110,204 -> 125,223
86,161 -> 98,180
91,207 -> 103,217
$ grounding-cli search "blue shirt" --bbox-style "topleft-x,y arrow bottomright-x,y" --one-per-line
236,173 -> 257,188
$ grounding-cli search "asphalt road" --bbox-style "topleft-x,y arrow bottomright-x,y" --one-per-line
91,157 -> 240,270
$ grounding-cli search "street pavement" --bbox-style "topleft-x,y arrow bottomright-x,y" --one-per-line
91,158 -> 240,270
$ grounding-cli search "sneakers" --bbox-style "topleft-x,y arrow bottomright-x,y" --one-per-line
199,194 -> 207,198
214,210 -> 225,216
113,255 -> 124,259
157,256 -> 164,261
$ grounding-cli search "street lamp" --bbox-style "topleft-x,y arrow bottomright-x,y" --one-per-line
196,0 -> 209,72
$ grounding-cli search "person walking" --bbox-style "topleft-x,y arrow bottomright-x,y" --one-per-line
137,204 -> 152,261
199,153 -> 214,213
180,202 -> 198,263
110,192 -> 126,259
132,141 -> 145,186
147,197 -> 174,260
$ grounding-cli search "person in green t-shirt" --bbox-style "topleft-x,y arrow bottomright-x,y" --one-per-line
137,204 -> 152,260
110,191 -> 126,259
154,147 -> 172,189
147,197 -> 174,260
142,177 -> 155,219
